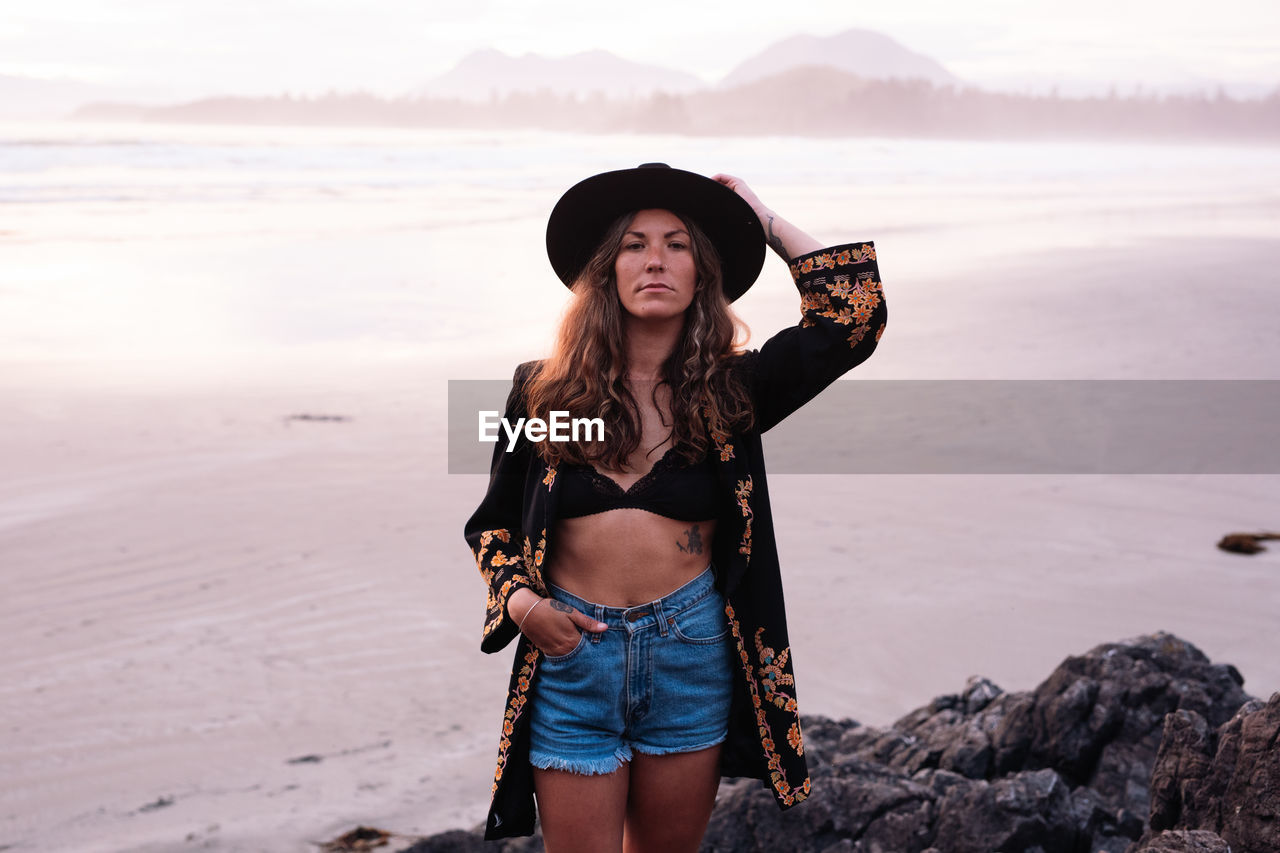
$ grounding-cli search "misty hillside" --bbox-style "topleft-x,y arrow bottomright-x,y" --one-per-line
80,64 -> 1280,144
719,28 -> 962,89
418,48 -> 705,100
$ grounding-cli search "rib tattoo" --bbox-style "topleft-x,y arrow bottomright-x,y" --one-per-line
676,524 -> 704,555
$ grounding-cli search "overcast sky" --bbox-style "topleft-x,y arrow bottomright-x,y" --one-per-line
5,0 -> 1279,98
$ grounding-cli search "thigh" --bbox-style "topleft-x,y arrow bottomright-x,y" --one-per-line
535,764 -> 630,853
624,745 -> 722,853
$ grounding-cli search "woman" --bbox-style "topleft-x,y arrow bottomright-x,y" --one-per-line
465,164 -> 886,852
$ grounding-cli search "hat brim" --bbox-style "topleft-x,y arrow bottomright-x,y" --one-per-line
546,165 -> 765,303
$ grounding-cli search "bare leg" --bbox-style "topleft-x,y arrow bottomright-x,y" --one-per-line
623,745 -> 722,853
534,763 -> 630,853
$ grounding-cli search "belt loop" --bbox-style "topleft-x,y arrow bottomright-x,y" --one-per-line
654,597 -> 669,637
591,604 -> 605,643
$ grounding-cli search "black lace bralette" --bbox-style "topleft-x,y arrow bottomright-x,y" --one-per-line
557,446 -> 720,522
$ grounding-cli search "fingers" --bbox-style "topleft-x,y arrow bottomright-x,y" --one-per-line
545,597 -> 606,632
570,608 -> 609,633
713,173 -> 765,214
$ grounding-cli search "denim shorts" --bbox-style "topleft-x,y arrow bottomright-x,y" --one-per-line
528,565 -> 734,775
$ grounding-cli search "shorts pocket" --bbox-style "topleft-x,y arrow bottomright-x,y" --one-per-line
669,594 -> 730,645
541,630 -> 589,663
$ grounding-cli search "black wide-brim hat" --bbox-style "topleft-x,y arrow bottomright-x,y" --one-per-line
546,163 -> 766,302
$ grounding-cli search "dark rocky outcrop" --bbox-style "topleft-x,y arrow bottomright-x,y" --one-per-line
404,632 -> 1269,853
1134,692 -> 1280,852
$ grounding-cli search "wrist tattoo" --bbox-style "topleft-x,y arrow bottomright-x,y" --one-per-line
549,599 -> 574,614
766,214 -> 789,261
676,524 -> 704,555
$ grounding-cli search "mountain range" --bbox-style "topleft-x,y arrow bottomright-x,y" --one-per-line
5,27 -> 1273,122
418,29 -> 963,101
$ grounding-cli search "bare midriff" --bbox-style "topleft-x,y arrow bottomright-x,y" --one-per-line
548,511 -> 717,607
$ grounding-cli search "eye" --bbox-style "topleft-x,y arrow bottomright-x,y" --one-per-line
668,241 -> 688,250
624,241 -> 644,250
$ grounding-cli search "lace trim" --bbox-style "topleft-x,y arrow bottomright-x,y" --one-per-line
578,445 -> 681,496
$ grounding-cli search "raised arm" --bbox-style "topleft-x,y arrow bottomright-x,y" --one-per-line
713,174 -> 886,433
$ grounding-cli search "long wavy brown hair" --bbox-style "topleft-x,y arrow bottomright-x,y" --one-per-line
526,209 -> 754,469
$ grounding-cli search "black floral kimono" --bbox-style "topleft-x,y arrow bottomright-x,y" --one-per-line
464,242 -> 886,839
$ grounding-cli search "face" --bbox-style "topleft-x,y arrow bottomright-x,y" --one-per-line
613,209 -> 698,322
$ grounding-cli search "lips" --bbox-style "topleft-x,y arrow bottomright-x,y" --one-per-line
640,283 -> 672,292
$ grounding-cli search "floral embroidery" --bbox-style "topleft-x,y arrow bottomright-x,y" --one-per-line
826,274 -> 853,300
475,529 -> 534,639
542,465 -> 557,489
735,477 -> 753,558
475,529 -> 514,582
492,645 -> 540,795
521,530 -> 549,594
788,722 -> 804,754
756,629 -> 796,711
703,404 -> 735,461
725,603 -> 810,806
875,322 -> 886,342
800,289 -> 832,313
790,242 -> 873,281
792,246 -> 883,350
847,324 -> 870,347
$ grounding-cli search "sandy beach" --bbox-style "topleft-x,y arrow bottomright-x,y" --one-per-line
2,124 -> 1278,851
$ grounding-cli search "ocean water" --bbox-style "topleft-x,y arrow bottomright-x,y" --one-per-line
3,121 -> 1279,381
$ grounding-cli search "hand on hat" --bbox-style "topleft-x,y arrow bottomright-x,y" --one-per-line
714,173 -> 822,263
713,173 -> 766,217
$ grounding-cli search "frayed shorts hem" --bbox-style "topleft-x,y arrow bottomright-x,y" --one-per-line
528,732 -> 726,776
529,745 -> 632,776
629,731 -> 727,757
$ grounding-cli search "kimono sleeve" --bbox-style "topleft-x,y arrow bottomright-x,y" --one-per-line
745,242 -> 886,433
463,362 -> 539,654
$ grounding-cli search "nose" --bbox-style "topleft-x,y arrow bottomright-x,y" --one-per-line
645,248 -> 665,271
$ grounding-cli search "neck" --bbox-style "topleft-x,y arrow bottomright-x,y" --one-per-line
621,314 -> 683,380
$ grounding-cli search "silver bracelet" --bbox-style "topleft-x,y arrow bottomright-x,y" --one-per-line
517,597 -> 544,633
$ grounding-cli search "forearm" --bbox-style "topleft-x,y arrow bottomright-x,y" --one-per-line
757,208 -> 822,263
508,586 -> 541,626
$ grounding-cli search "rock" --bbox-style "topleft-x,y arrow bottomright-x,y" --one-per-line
319,825 -> 393,852
931,768 -> 1080,853
842,632 -> 1250,824
1137,692 -> 1280,853
1147,710 -> 1218,833
1216,531 -> 1280,554
400,633 -> 1260,853
1130,829 -> 1231,852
